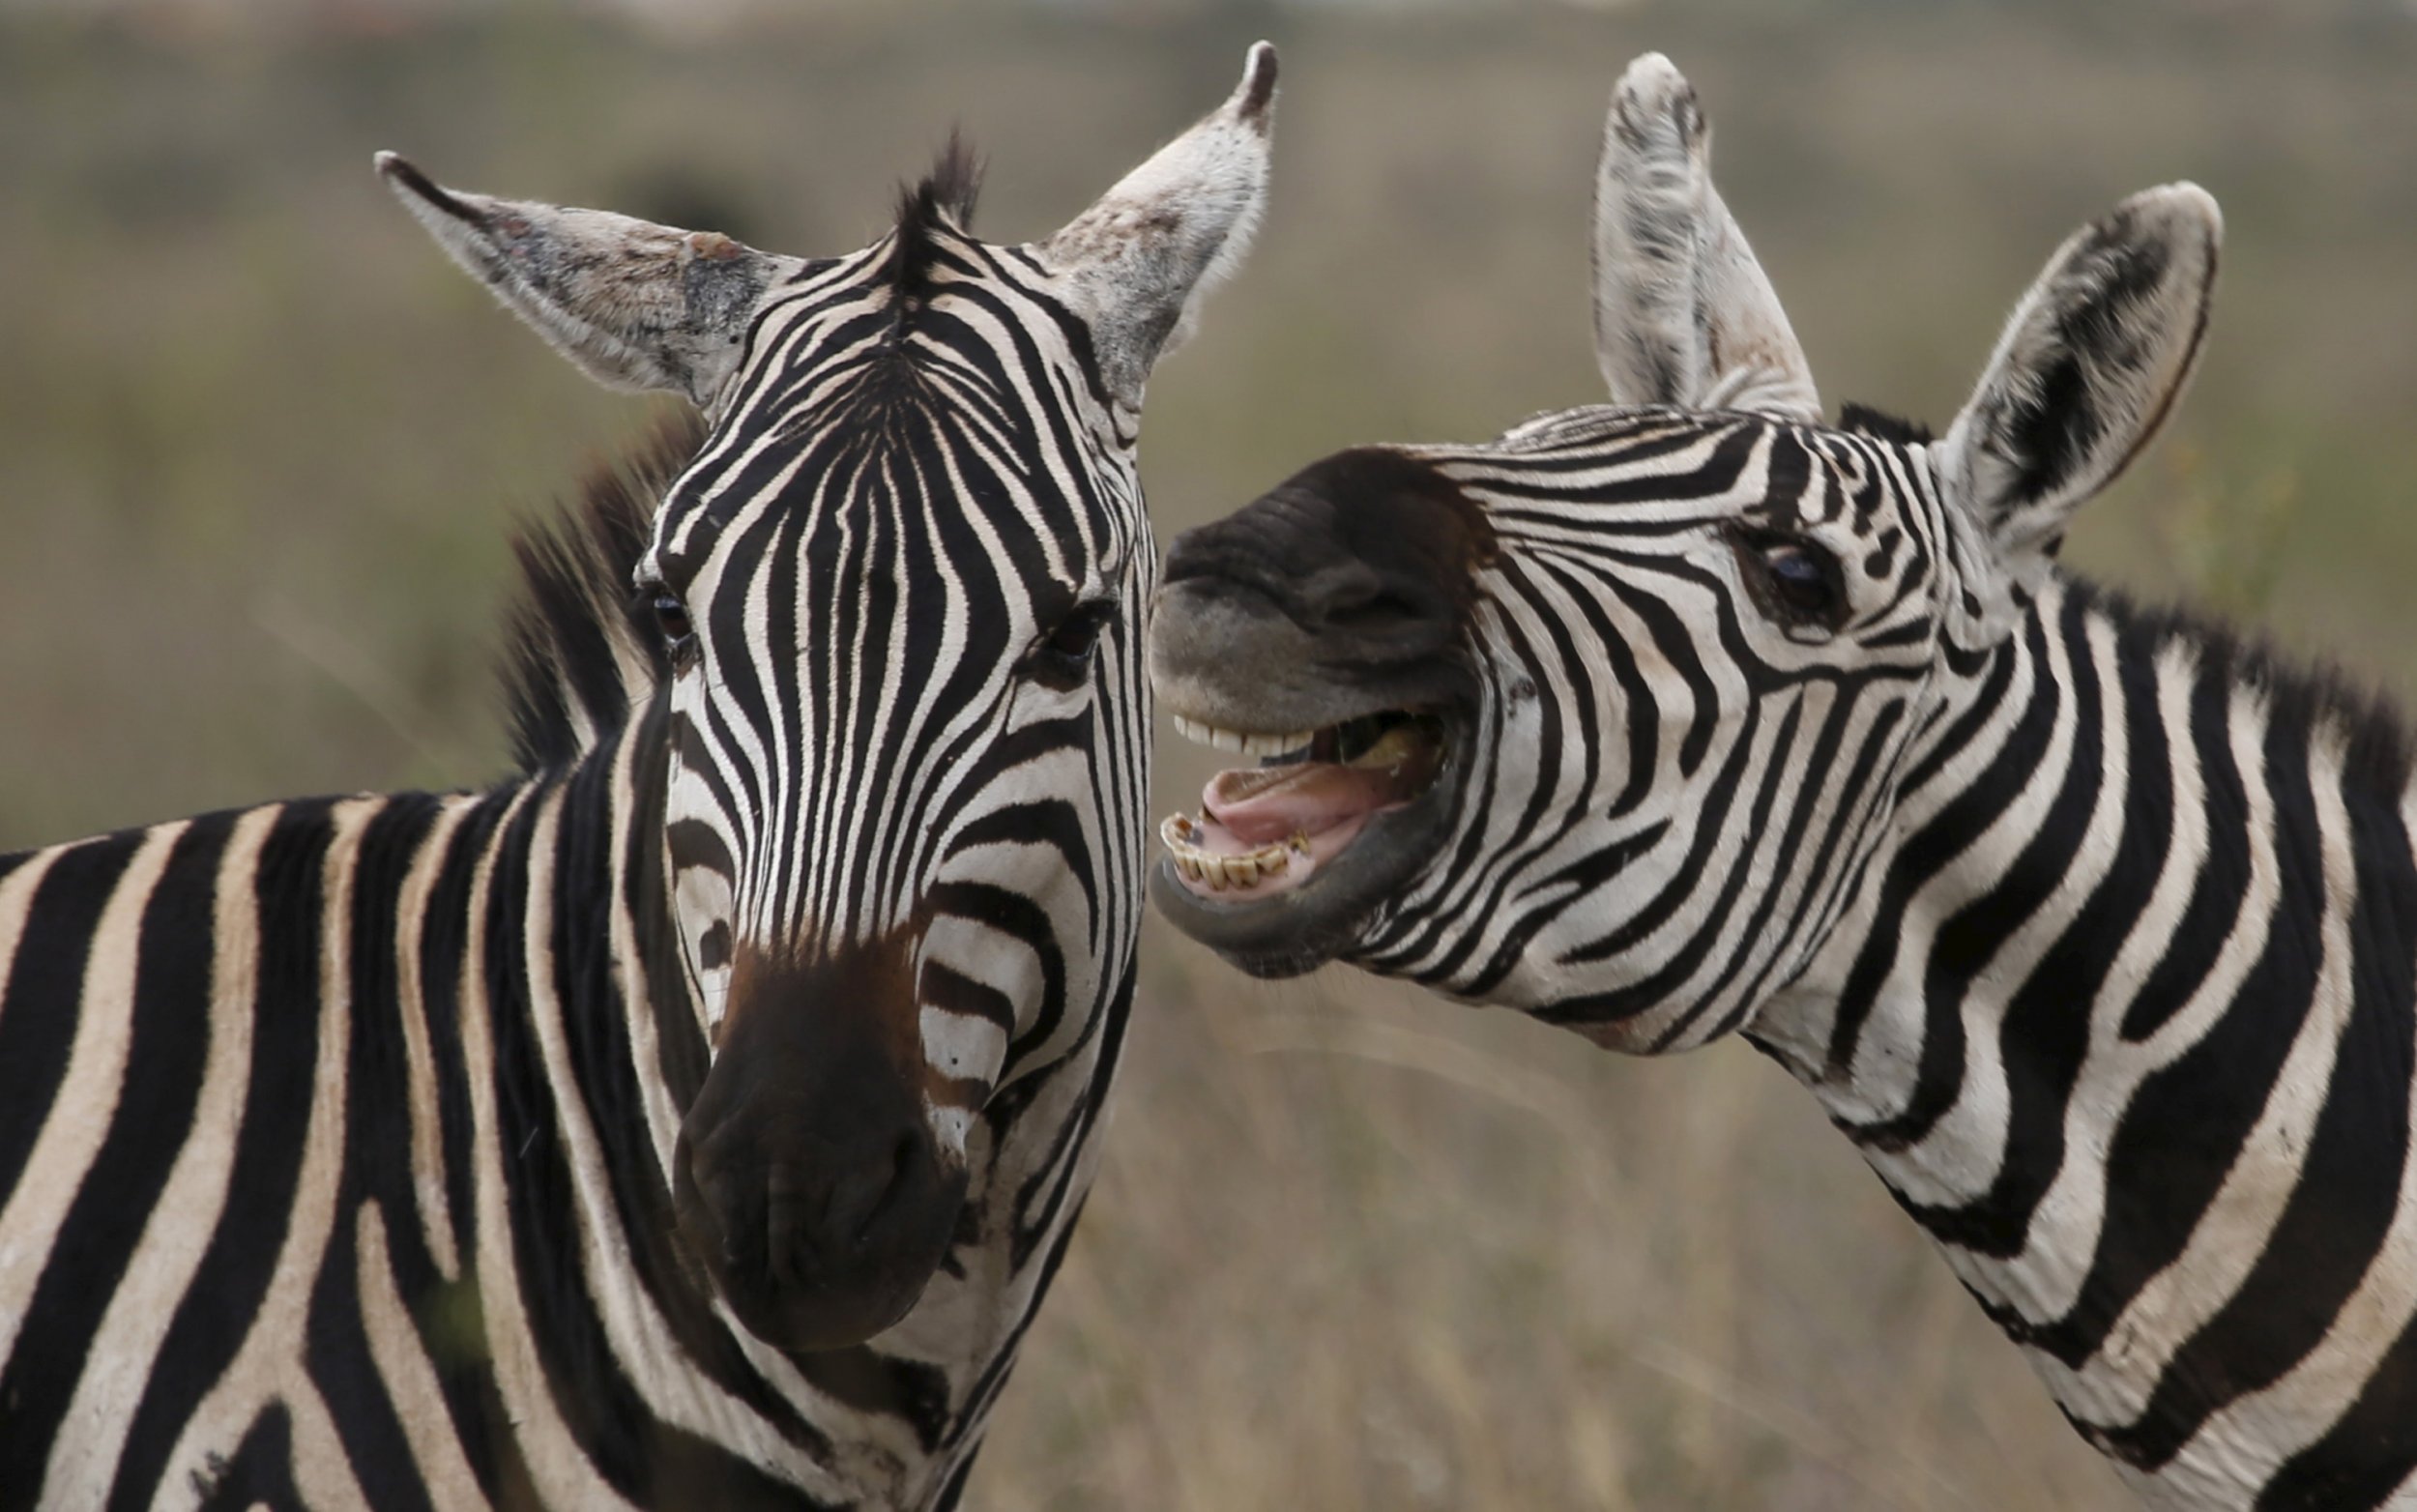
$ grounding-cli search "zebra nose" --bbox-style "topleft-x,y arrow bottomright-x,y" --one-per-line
671,937 -> 971,1352
676,1096 -> 964,1353
1163,529 -> 1443,640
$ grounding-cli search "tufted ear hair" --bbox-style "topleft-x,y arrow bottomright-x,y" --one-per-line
375,153 -> 804,414
1036,42 -> 1278,410
1937,184 -> 2220,597
1590,53 -> 1820,422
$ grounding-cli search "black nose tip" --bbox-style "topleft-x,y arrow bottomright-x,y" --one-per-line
676,1110 -> 963,1353
1164,448 -> 1486,643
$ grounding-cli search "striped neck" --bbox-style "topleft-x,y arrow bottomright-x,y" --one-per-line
1757,574 -> 2417,1507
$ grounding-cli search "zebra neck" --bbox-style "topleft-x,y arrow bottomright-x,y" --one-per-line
1756,575 -> 2417,1498
473,694 -> 701,1192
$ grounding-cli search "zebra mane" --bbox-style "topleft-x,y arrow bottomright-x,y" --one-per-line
1822,400 -> 2409,793
1837,401 -> 1934,446
883,133 -> 984,334
500,411 -> 703,774
2078,575 -> 2417,800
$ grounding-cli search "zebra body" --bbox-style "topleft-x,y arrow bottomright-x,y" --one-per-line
2,46 -> 1276,1509
1146,53 -> 2415,1508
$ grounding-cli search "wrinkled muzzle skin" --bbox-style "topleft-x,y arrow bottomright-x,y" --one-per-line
671,935 -> 972,1353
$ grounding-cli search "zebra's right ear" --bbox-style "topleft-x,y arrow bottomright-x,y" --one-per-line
1937,184 -> 2220,598
1037,43 -> 1278,410
375,154 -> 801,413
1589,54 -> 1820,422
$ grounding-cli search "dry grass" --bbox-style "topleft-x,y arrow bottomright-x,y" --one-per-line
977,937 -> 2129,1509
5,5 -> 2414,1506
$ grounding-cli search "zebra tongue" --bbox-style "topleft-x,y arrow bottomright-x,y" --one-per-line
1202,761 -> 1401,848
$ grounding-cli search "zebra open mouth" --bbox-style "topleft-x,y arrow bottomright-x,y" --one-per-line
1150,707 -> 1461,974
1160,711 -> 1444,895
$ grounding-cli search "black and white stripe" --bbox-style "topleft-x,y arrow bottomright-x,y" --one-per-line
1151,54 -> 2415,1509
0,46 -> 1275,1510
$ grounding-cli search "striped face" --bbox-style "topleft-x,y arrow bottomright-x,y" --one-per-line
384,46 -> 1275,1351
640,232 -> 1154,1345
1150,409 -> 1953,1052
638,218 -> 1154,1146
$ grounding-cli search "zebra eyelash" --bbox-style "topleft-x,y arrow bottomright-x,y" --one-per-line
1021,597 -> 1120,693
630,578 -> 700,667
1728,526 -> 1849,635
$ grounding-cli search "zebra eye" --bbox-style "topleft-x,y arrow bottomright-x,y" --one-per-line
1026,599 -> 1117,692
1744,534 -> 1846,631
652,592 -> 696,655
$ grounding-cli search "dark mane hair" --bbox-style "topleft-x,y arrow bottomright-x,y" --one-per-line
1837,401 -> 1935,447
1829,399 -> 2409,795
2075,575 -> 2416,801
500,410 -> 704,774
881,132 -> 984,333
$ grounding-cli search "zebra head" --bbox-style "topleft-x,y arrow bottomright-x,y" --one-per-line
383,46 -> 1275,1351
1149,53 -> 2215,1053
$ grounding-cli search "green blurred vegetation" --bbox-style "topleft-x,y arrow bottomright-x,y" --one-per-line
4,3 -> 2412,1506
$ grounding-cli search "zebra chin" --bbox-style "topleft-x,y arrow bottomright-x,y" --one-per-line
670,937 -> 974,1353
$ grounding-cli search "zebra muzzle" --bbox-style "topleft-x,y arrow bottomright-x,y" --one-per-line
671,942 -> 971,1352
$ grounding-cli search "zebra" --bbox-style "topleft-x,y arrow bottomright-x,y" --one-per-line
1146,50 -> 2417,1510
0,44 -> 1276,1510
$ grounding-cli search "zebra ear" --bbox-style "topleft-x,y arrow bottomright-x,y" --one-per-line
375,153 -> 801,412
1938,184 -> 2220,587
1590,53 -> 1820,422
1038,42 -> 1278,409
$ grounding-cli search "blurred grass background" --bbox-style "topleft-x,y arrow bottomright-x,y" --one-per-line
4,1 -> 2413,1505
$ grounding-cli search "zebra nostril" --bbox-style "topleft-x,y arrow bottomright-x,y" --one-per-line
1309,563 -> 1433,633
1323,588 -> 1426,630
821,1128 -> 921,1252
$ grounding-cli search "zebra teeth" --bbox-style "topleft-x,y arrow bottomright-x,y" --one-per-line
1158,812 -> 1295,892
1238,729 -> 1317,758
1171,713 -> 1317,759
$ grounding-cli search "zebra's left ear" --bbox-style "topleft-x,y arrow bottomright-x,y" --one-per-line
1038,43 -> 1277,409
1590,53 -> 1820,422
1938,184 -> 2221,592
375,153 -> 802,413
